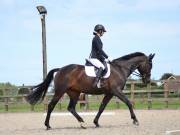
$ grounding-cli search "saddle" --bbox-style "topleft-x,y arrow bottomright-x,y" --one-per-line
85,59 -> 111,78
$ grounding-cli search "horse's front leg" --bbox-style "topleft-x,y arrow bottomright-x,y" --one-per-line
113,90 -> 139,126
93,94 -> 113,127
67,98 -> 85,123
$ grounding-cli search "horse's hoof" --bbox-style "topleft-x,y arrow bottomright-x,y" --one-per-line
80,122 -> 87,129
93,120 -> 100,128
46,126 -> 52,130
133,120 -> 139,126
45,124 -> 52,130
95,125 -> 100,128
94,123 -> 100,128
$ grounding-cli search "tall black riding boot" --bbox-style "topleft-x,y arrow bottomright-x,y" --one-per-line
93,67 -> 104,87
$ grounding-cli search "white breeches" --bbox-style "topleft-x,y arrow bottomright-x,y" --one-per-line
88,58 -> 105,70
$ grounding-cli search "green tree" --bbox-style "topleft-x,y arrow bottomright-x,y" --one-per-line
160,73 -> 174,80
0,82 -> 18,96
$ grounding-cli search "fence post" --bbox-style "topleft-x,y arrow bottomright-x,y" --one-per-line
4,96 -> 9,111
130,81 -> 135,108
79,93 -> 86,109
31,105 -> 34,111
58,100 -> 62,110
85,94 -> 89,110
44,96 -> 48,111
115,97 -> 120,109
164,81 -> 169,108
147,83 -> 152,109
141,92 -> 145,104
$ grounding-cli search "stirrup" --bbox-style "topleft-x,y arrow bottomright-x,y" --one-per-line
97,80 -> 101,88
93,77 -> 101,88
93,78 -> 99,87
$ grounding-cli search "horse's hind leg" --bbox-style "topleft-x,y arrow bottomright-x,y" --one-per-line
93,94 -> 113,127
67,91 -> 86,128
44,90 -> 65,130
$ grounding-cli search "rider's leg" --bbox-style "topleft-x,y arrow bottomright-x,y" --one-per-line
93,67 -> 104,87
102,61 -> 108,75
88,59 -> 105,87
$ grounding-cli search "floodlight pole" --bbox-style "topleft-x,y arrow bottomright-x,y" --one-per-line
37,6 -> 47,80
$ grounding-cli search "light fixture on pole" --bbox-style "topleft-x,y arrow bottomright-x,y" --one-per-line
37,6 -> 47,80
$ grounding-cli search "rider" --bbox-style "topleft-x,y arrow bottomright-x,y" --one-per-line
89,24 -> 109,87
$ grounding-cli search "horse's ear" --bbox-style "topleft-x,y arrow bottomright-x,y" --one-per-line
148,53 -> 155,62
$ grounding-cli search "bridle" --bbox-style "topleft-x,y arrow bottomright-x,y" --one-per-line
112,59 -> 151,80
130,63 -> 151,80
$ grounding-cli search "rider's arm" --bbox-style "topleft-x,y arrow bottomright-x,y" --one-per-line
98,47 -> 108,59
93,38 -> 108,59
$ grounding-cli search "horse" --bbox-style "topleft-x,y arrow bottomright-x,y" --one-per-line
26,52 -> 155,130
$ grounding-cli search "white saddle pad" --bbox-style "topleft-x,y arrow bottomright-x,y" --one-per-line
85,63 -> 111,78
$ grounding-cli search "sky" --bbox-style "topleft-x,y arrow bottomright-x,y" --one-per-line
0,0 -> 180,85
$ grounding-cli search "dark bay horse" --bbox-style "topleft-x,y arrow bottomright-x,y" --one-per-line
26,52 -> 155,129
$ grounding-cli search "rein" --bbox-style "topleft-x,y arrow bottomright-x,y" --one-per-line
114,62 -> 143,78
111,60 -> 145,79
132,71 -> 142,77
128,64 -> 143,78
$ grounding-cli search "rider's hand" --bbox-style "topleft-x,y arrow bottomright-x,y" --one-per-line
105,59 -> 111,63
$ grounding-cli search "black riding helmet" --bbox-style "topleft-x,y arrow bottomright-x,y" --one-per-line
94,24 -> 107,32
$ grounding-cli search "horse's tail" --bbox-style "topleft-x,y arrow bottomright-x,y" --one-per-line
26,68 -> 60,105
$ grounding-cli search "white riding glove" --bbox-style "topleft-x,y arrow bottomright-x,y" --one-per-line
105,58 -> 111,63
